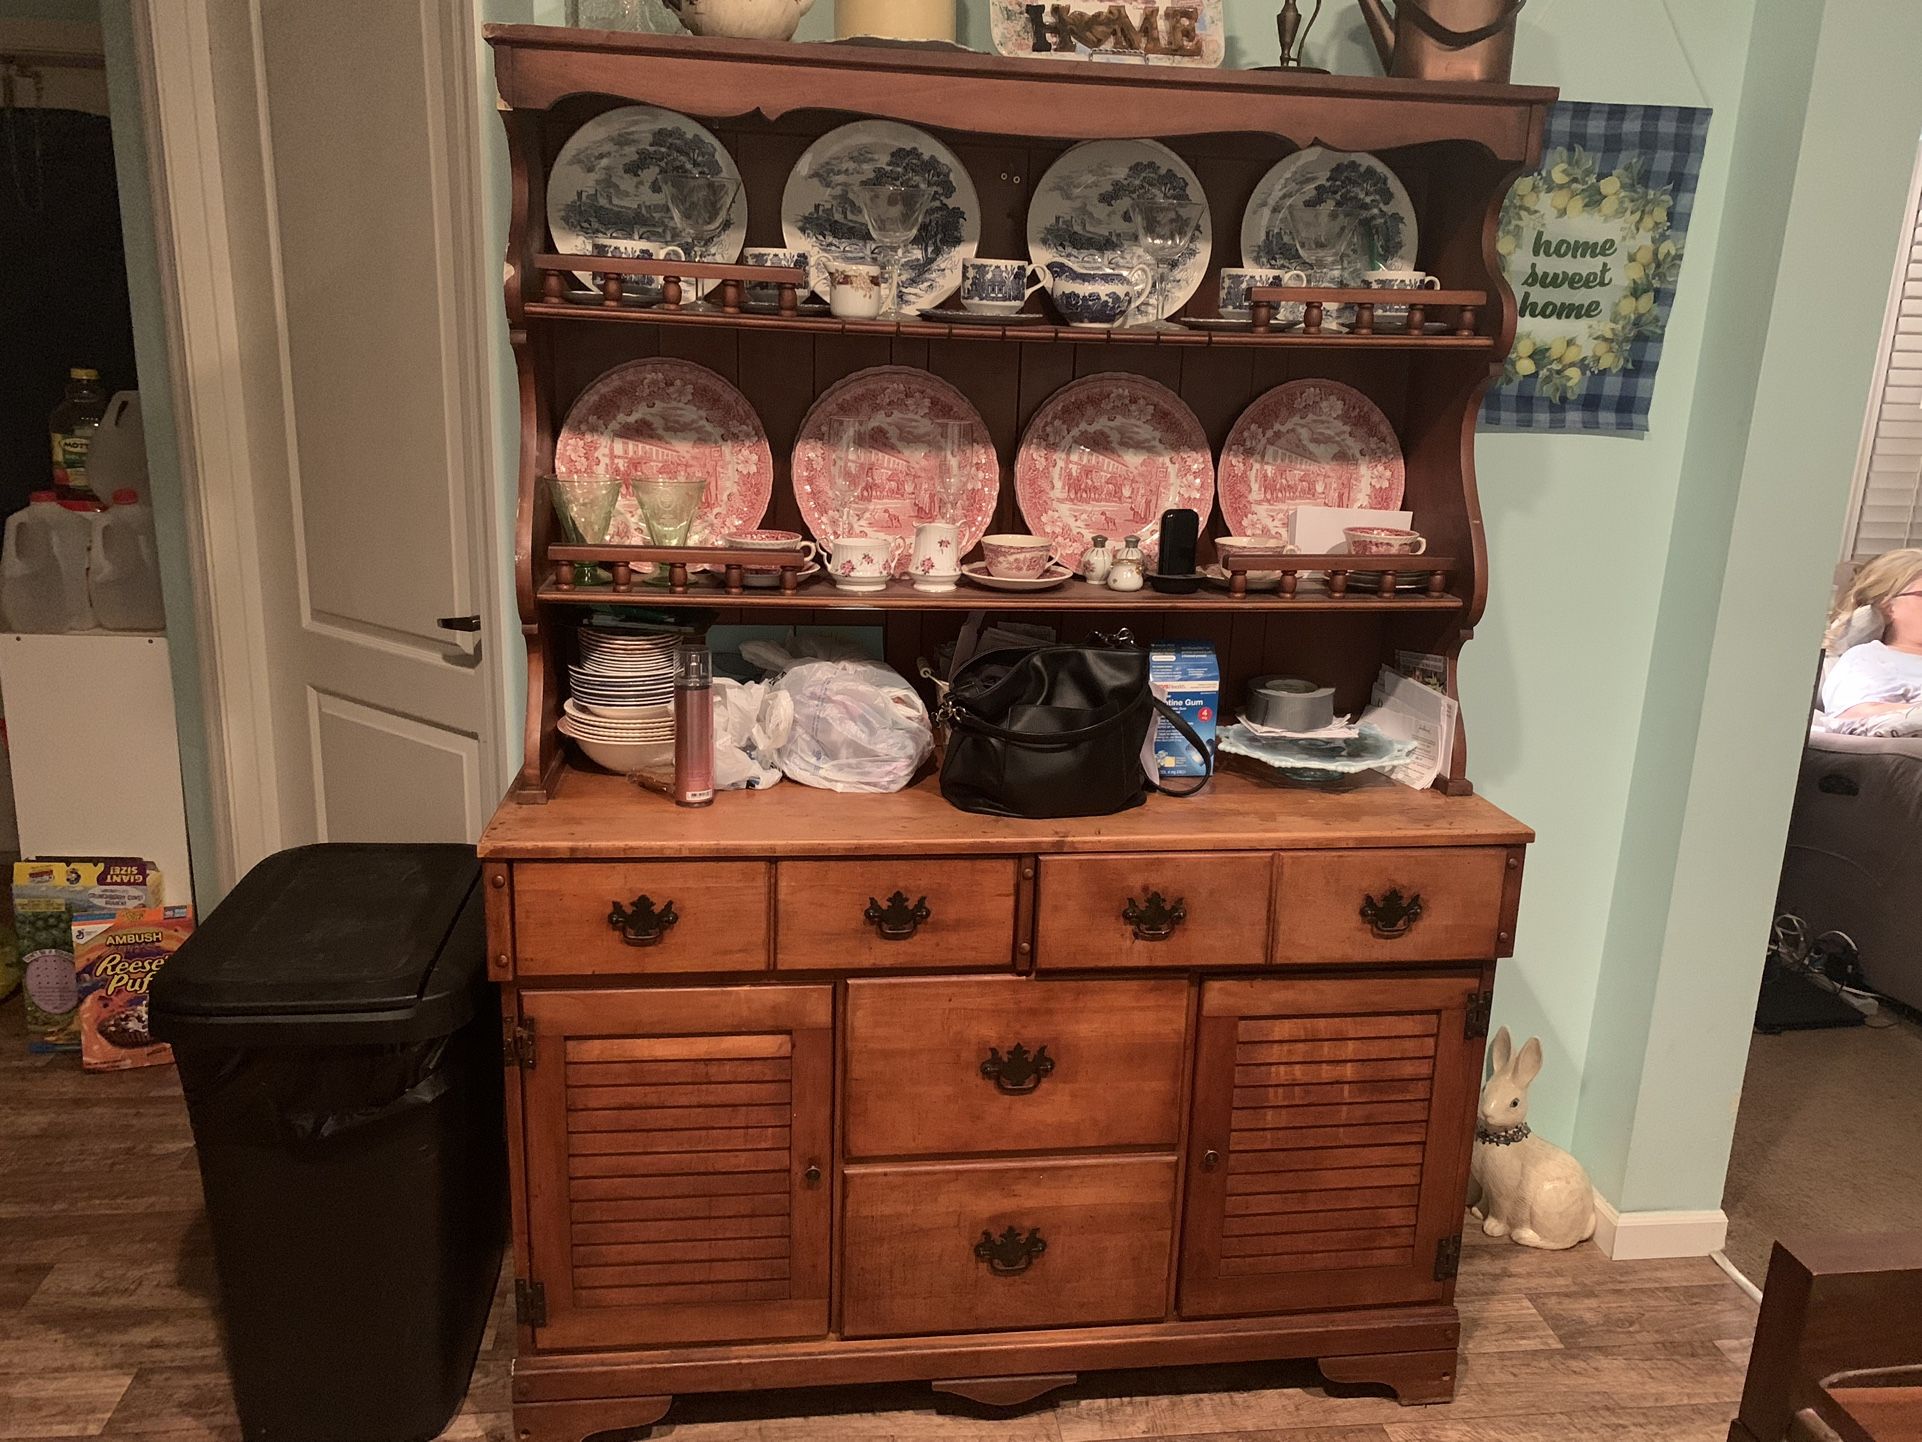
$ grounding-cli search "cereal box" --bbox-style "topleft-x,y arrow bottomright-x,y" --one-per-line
12,860 -> 163,1053
72,907 -> 192,1072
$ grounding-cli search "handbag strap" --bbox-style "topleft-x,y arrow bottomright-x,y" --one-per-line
1150,696 -> 1213,798
946,683 -> 1151,747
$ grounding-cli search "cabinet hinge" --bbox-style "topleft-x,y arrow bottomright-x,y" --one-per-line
505,1021 -> 536,1070
1464,991 -> 1494,1040
1434,1234 -> 1463,1282
515,1278 -> 547,1328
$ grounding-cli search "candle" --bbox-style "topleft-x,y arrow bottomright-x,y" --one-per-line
836,0 -> 955,41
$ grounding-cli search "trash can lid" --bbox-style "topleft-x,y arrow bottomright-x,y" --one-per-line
152,844 -> 483,1040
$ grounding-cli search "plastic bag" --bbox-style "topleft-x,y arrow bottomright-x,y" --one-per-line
741,638 -> 933,793
712,678 -> 788,791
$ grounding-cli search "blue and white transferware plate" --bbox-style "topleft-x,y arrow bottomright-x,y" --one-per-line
548,105 -> 747,297
781,120 -> 980,310
1028,139 -> 1211,326
1241,146 -> 1417,282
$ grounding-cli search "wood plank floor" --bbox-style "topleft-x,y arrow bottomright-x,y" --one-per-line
0,994 -> 1758,1442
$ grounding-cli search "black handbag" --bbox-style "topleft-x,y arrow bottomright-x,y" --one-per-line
937,639 -> 1213,818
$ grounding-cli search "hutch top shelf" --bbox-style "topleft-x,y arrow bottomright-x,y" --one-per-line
486,25 -> 1555,160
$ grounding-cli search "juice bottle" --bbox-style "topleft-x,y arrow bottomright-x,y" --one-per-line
49,368 -> 108,504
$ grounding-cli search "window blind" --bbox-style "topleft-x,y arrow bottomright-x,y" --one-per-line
1846,144 -> 1922,562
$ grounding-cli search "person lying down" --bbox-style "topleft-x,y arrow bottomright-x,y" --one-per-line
1821,548 -> 1922,734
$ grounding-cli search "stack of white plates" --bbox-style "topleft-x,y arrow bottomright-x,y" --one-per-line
561,626 -> 679,771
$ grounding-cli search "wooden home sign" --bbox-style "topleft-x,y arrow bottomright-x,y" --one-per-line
990,1 -> 1226,67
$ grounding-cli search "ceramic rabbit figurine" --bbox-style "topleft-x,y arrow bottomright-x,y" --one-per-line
1467,1027 -> 1597,1250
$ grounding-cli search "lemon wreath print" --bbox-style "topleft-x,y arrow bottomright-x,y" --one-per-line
1495,146 -> 1685,404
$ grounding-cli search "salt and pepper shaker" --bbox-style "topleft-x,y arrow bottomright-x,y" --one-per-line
1108,535 -> 1146,592
1082,534 -> 1115,585
673,637 -> 714,808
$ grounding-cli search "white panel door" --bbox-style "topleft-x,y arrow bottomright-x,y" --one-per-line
213,0 -> 504,850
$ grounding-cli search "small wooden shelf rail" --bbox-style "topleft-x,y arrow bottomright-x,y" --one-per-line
529,254 -> 1495,350
536,253 -> 808,315
1218,550 -> 1457,598
540,543 -> 1459,611
549,543 -> 811,595
1247,285 -> 1486,337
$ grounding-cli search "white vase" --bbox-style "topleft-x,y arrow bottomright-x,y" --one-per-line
837,0 -> 956,41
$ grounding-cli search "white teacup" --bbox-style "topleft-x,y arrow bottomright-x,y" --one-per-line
1364,268 -> 1442,326
741,247 -> 809,303
980,533 -> 1057,581
828,534 -> 891,589
960,257 -> 1045,315
1219,267 -> 1306,322
827,262 -> 885,320
1344,525 -> 1428,557
1217,534 -> 1300,586
589,240 -> 685,301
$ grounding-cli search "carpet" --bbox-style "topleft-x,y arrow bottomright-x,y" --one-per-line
1721,1007 -> 1922,1282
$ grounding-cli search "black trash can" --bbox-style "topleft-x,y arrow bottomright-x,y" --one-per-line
152,843 -> 505,1442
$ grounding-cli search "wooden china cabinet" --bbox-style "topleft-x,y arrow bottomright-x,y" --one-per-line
480,27 -> 1548,1441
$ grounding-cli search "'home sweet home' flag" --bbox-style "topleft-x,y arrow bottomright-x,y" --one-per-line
1481,102 -> 1711,434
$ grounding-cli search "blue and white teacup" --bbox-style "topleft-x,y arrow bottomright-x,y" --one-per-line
590,240 -> 685,301
1364,268 -> 1442,327
742,246 -> 809,303
1046,260 -> 1153,329
1220,266 -> 1307,323
960,257 -> 1046,315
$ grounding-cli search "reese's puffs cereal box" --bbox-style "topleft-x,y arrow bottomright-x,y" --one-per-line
13,860 -> 163,1053
71,907 -> 192,1071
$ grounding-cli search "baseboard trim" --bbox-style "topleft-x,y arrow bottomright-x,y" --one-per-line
1591,1193 -> 1729,1260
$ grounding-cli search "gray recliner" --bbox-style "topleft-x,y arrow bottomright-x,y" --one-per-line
1776,726 -> 1922,1012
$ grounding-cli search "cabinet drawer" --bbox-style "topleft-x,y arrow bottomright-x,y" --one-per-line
840,1156 -> 1176,1337
844,977 -> 1188,1157
775,859 -> 1017,970
1272,847 -> 1515,963
514,862 -> 770,975
1034,853 -> 1271,968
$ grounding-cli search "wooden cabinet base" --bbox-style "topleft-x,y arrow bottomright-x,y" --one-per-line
931,1374 -> 1080,1408
511,1304 -> 1461,1438
1318,1347 -> 1460,1405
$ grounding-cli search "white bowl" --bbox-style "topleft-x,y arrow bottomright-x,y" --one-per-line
566,733 -> 675,773
571,699 -> 673,723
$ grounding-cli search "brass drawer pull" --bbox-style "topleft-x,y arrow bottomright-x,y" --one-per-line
1360,888 -> 1424,939
1122,890 -> 1186,941
980,1043 -> 1054,1094
974,1225 -> 1046,1276
864,890 -> 930,941
608,895 -> 678,947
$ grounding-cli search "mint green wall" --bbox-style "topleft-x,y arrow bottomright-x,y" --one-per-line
1572,0 -> 1826,1209
1594,0 -> 1922,1211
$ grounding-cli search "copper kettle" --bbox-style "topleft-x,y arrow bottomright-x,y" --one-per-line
1357,0 -> 1524,82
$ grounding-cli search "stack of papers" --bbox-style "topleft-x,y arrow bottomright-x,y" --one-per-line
1363,668 -> 1458,790
1236,714 -> 1357,742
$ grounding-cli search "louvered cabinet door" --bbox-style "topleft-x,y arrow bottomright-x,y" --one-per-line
1177,975 -> 1483,1317
519,987 -> 832,1349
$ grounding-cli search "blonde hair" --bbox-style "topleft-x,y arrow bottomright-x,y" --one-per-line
1826,549 -> 1922,653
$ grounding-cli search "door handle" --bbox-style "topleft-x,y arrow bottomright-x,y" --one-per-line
435,614 -> 483,666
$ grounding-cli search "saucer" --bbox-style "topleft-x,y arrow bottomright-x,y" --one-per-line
1177,316 -> 1255,332
740,561 -> 822,590
960,561 -> 1074,593
925,308 -> 1050,327
743,297 -> 832,316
